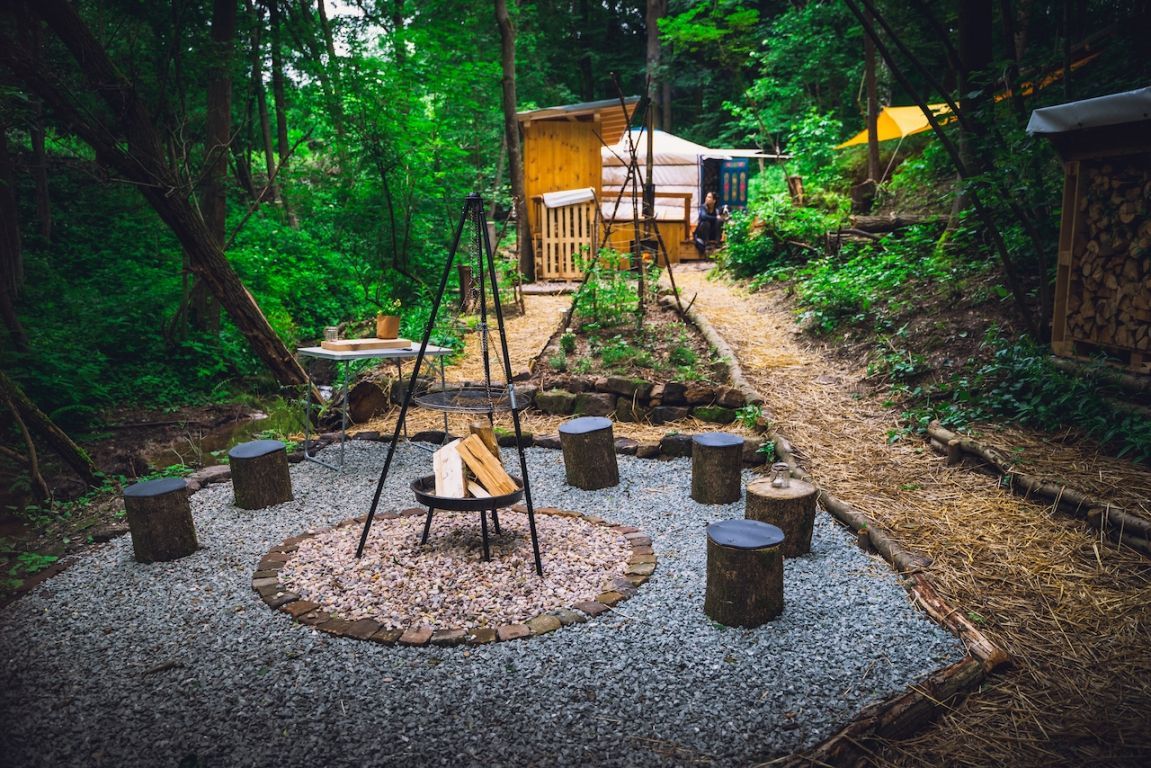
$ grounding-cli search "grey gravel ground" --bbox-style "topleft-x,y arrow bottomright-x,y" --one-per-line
0,441 -> 963,768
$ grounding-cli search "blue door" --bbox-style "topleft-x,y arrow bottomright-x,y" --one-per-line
719,158 -> 749,211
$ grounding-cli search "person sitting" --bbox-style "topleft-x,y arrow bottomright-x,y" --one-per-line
693,191 -> 728,256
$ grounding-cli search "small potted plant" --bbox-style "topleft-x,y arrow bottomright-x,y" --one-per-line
376,298 -> 402,339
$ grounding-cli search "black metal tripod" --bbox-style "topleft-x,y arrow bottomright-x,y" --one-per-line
355,193 -> 543,576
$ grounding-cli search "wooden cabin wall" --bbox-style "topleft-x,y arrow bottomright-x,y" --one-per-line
522,120 -> 602,234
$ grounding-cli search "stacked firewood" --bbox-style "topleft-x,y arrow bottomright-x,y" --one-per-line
1065,160 -> 1151,351
432,422 -> 517,498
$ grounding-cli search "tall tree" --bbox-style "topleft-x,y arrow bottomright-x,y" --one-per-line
645,0 -> 667,128
495,0 -> 533,281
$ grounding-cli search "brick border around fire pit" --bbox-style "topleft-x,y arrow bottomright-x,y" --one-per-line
251,506 -> 657,647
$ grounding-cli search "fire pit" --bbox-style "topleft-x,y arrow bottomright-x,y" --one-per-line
410,474 -> 525,562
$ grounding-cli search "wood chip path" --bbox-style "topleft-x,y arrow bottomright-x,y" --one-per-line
671,269 -> 1151,768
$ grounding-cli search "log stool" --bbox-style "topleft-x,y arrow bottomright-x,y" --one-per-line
691,432 -> 744,504
559,416 -> 619,490
123,478 -> 198,563
746,475 -> 818,557
704,519 -> 785,627
229,439 -> 293,510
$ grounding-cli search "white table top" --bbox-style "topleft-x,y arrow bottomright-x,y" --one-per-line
297,342 -> 452,361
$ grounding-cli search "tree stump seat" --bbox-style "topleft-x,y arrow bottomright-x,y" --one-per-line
745,477 -> 818,557
691,432 -> 745,504
123,477 -> 198,563
704,519 -> 785,627
229,439 -> 293,510
559,416 -> 619,490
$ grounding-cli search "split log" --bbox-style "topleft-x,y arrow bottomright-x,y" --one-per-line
559,416 -> 618,490
123,478 -> 198,563
849,214 -> 945,233
745,477 -> 817,556
786,656 -> 987,767
456,433 -> 517,496
927,421 -> 1151,557
691,432 -> 744,505
907,573 -> 1009,670
468,420 -> 500,460
704,519 -> 785,627
433,439 -> 466,498
228,439 -> 293,510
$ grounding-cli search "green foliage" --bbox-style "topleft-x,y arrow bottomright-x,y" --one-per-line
560,331 -> 577,355
735,403 -> 767,431
571,249 -> 661,329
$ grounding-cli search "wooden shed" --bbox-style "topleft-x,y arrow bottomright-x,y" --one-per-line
517,97 -> 638,278
1029,87 -> 1151,373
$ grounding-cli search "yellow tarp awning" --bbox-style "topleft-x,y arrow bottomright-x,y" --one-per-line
835,103 -> 952,148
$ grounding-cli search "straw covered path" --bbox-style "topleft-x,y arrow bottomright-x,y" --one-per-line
669,268 -> 1151,768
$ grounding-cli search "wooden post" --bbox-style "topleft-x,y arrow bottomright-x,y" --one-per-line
228,439 -> 293,510
123,478 -> 198,563
691,432 -> 744,504
559,416 -> 618,490
704,519 -> 785,627
745,477 -> 818,557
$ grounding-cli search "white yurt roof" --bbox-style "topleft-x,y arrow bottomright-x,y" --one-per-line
602,129 -> 710,223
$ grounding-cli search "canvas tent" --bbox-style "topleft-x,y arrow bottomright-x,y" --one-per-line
835,104 -> 952,148
601,129 -> 757,227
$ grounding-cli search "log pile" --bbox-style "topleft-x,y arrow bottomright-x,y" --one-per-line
432,423 -> 516,498
1065,160 -> 1151,352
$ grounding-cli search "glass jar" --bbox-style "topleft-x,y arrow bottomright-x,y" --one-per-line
770,462 -> 791,489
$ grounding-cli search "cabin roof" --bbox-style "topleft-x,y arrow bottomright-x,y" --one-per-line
1027,86 -> 1151,134
517,96 -> 640,122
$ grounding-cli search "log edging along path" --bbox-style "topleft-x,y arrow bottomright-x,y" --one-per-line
667,286 -> 1010,767
927,421 -> 1151,558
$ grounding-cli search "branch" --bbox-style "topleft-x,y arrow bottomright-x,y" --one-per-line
223,126 -> 313,250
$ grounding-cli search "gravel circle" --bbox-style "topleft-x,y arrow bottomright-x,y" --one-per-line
279,510 -> 634,629
0,441 -> 964,767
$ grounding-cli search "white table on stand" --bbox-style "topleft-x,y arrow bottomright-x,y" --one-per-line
297,342 -> 452,470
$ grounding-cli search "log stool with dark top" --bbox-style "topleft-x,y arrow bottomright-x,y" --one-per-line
559,416 -> 619,490
123,477 -> 198,563
704,519 -> 785,627
691,432 -> 745,504
745,475 -> 818,557
228,439 -> 293,510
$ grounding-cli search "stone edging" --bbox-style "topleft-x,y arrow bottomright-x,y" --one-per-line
251,506 -> 657,647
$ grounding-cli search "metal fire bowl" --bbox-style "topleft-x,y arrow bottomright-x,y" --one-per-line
410,474 -> 524,511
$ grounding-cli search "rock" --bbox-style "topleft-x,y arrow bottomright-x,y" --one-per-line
534,433 -> 562,450
659,433 -> 694,457
661,381 -> 688,405
635,443 -> 661,459
614,438 -> 639,455
684,382 -> 716,405
410,430 -> 452,445
716,386 -> 747,409
603,376 -> 654,400
692,405 -> 737,424
495,429 -> 534,448
614,399 -> 648,423
648,406 -> 690,425
574,392 -> 617,417
743,438 -> 769,465
534,389 -> 577,415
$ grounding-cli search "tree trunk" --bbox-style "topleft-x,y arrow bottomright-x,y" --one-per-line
0,369 -> 99,487
0,120 -> 28,351
267,0 -> 297,227
863,6 -> 881,183
1,0 -> 318,401
192,0 -> 237,336
645,0 -> 666,128
495,0 -> 534,282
